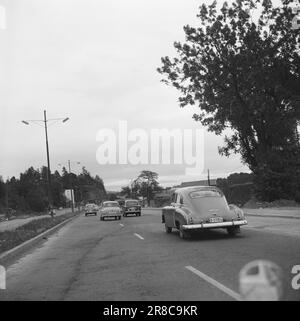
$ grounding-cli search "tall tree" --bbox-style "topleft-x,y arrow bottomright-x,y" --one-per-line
135,170 -> 162,205
158,0 -> 300,201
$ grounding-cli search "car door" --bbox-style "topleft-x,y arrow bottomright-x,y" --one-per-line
163,193 -> 177,228
174,193 -> 188,226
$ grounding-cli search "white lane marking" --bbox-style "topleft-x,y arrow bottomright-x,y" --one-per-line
119,223 -> 124,227
134,233 -> 144,240
185,265 -> 242,301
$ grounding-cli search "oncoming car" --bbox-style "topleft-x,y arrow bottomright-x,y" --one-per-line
85,203 -> 98,216
122,199 -> 141,217
100,201 -> 122,221
162,186 -> 247,239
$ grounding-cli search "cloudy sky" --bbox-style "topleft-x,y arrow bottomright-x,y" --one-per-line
0,0 -> 250,191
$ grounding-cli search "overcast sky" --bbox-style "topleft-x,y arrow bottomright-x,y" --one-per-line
0,0 -> 250,191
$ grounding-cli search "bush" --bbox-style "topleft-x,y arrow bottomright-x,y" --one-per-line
0,212 -> 77,254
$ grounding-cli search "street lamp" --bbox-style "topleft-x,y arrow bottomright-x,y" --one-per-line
22,110 -> 69,208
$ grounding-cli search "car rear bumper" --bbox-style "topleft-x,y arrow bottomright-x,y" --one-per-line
182,220 -> 247,230
101,213 -> 121,217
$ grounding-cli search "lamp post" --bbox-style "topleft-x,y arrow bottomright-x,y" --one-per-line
22,110 -> 69,208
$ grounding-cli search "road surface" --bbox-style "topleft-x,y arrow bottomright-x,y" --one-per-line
0,210 -> 299,301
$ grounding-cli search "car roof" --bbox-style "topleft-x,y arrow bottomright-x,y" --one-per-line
125,199 -> 138,202
174,186 -> 222,197
103,201 -> 118,204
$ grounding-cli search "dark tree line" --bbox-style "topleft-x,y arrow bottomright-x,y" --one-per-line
158,0 -> 300,202
0,166 -> 106,214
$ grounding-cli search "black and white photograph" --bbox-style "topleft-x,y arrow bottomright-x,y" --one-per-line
0,0 -> 300,306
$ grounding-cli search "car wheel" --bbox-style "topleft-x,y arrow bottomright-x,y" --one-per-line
165,224 -> 172,233
227,226 -> 240,236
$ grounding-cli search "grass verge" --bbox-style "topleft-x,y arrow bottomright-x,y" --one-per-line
0,212 -> 77,254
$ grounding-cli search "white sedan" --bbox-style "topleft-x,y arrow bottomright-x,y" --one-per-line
100,201 -> 122,221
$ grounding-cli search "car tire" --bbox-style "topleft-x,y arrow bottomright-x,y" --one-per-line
227,226 -> 240,236
165,225 -> 172,234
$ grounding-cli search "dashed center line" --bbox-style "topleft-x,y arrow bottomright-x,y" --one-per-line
134,233 -> 144,240
185,265 -> 242,301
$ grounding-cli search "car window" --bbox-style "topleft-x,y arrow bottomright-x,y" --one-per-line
171,193 -> 176,203
126,201 -> 139,207
179,195 -> 184,204
189,189 -> 223,198
103,202 -> 119,207
176,193 -> 181,204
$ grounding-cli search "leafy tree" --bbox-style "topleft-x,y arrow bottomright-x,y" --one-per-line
158,0 -> 300,201
120,186 -> 132,198
135,171 -> 162,205
108,193 -> 117,201
0,165 -> 107,213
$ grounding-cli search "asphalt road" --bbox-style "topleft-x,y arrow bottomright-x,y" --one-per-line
0,210 -> 300,301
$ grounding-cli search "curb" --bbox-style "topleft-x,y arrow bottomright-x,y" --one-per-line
0,213 -> 81,267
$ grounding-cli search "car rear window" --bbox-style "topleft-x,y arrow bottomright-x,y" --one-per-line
189,189 -> 223,198
126,201 -> 139,207
103,202 -> 119,207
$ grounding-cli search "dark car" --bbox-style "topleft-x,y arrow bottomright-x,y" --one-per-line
122,199 -> 141,217
162,186 -> 247,239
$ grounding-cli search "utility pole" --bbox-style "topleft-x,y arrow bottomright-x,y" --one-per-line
207,169 -> 211,186
44,110 -> 52,207
22,110 -> 69,209
59,160 -> 80,213
68,160 -> 74,213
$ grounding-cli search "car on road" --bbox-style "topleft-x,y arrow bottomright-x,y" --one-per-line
100,201 -> 122,221
85,203 -> 98,216
162,186 -> 247,239
122,199 -> 141,217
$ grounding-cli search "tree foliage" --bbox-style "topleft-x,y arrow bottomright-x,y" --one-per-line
158,0 -> 300,201
121,170 -> 162,204
0,166 -> 106,214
